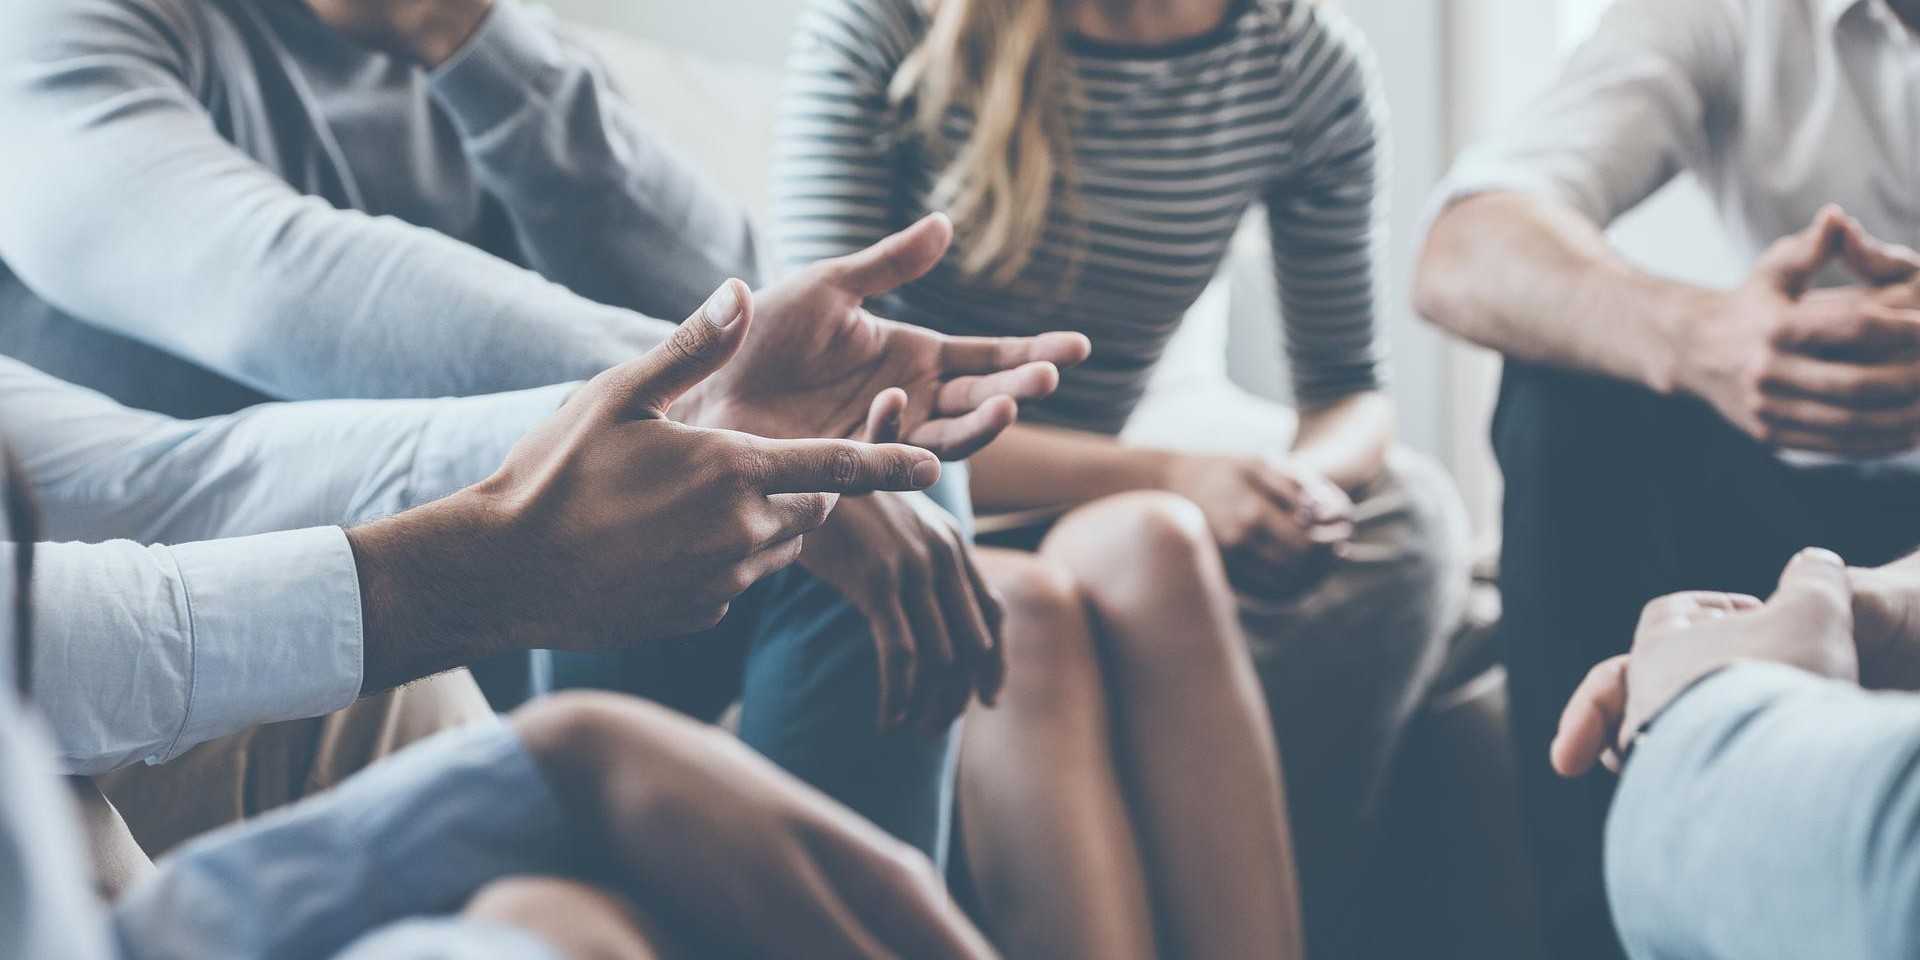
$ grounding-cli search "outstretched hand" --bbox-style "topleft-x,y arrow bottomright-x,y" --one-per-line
349,282 -> 945,688
678,214 -> 1092,461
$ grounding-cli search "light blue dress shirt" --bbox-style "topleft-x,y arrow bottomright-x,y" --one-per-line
0,487 -> 568,958
0,356 -> 570,774
3,679 -> 570,960
1608,662 -> 1920,959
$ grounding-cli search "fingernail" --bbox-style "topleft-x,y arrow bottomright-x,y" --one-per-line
1800,547 -> 1846,567
911,458 -> 941,488
705,281 -> 743,328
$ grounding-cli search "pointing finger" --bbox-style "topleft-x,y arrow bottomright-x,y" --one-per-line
756,439 -> 942,495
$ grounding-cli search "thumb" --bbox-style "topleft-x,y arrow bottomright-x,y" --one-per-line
604,280 -> 751,416
825,213 -> 954,299
1759,205 -> 1848,296
1770,547 -> 1853,623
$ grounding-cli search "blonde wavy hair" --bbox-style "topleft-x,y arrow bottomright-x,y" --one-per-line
888,0 -> 1075,287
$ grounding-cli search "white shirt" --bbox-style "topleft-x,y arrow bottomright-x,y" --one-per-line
1440,0 -> 1920,266
0,357 -> 569,774
1435,0 -> 1920,464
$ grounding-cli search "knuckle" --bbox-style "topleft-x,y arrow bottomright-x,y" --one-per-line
890,452 -> 918,490
904,545 -> 936,582
730,446 -> 772,491
693,602 -> 731,631
827,445 -> 864,487
724,565 -> 760,597
724,516 -> 766,555
674,310 -> 721,355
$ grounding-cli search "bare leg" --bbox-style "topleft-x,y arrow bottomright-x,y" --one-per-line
1042,492 -> 1304,960
465,876 -> 688,960
957,548 -> 1157,960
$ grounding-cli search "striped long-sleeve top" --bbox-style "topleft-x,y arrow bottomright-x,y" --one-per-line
774,0 -> 1388,436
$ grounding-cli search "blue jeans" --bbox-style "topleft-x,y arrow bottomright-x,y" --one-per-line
474,467 -> 973,863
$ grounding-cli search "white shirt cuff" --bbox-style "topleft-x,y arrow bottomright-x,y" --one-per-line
162,527 -> 364,763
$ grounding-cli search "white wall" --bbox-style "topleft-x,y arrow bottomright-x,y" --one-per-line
541,0 -> 799,66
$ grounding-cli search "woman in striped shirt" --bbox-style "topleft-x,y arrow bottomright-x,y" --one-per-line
775,1 -> 1463,957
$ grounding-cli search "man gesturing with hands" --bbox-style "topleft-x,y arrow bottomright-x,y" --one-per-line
0,0 -> 1089,868
16,281 -> 941,775
347,282 -> 948,686
1414,1 -> 1920,955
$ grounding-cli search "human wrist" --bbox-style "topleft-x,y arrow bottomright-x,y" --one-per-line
1153,449 -> 1207,496
399,0 -> 492,68
1647,281 -> 1732,398
345,488 -> 516,689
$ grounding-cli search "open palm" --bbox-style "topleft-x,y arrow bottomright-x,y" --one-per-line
680,214 -> 1091,460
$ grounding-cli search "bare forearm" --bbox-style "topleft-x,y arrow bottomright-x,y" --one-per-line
968,424 -> 1180,514
1290,391 -> 1392,491
1415,192 -> 1719,393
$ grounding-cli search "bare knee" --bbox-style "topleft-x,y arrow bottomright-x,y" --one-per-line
982,552 -> 1104,718
465,876 -> 663,960
1049,492 -> 1217,589
1044,493 -> 1245,667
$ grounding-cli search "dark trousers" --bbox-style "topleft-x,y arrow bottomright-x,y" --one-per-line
1494,362 -> 1920,960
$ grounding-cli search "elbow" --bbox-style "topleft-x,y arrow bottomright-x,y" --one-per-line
1411,208 -> 1477,339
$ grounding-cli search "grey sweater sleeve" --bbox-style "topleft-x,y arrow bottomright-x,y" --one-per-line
1607,663 -> 1920,960
431,1 -> 766,317
1263,2 -> 1388,407
0,0 -> 675,402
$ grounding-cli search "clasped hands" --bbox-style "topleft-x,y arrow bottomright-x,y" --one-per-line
349,213 -> 1090,695
1680,205 -> 1920,458
1549,547 -> 1920,779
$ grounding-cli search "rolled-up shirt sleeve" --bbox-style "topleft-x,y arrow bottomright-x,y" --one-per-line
34,528 -> 364,774
1427,0 -> 1742,228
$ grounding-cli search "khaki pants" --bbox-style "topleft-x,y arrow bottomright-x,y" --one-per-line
75,669 -> 494,899
1241,450 -> 1472,957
